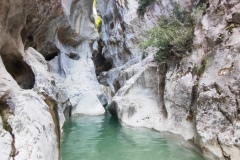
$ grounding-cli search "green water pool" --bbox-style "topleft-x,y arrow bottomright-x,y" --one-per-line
61,113 -> 204,160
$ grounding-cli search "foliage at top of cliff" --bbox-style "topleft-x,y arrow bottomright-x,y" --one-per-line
141,3 -> 206,62
137,0 -> 156,16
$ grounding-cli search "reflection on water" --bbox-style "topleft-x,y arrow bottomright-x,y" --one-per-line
61,113 -> 204,160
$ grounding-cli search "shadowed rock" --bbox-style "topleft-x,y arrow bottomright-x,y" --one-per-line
0,49 -> 35,89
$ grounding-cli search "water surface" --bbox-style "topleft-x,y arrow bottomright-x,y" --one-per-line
61,113 -> 204,160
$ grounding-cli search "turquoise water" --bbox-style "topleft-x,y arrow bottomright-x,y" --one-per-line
61,113 -> 204,160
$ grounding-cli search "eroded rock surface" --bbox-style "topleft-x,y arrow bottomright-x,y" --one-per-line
0,115 -> 12,160
97,0 -> 194,67
0,0 -> 105,159
0,51 -> 60,159
100,0 -> 240,159
193,1 -> 240,159
109,52 -> 195,139
1,0 -> 240,159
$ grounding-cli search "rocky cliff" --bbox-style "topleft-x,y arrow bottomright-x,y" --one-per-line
0,0 -> 105,159
98,0 -> 240,159
1,0 -> 240,160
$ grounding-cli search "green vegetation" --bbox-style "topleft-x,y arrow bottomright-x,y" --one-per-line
225,24 -> 236,34
137,0 -> 156,16
140,3 -> 205,63
95,16 -> 102,31
93,0 -> 102,32
93,0 -> 97,6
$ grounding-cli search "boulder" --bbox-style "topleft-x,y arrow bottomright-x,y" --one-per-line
71,92 -> 105,116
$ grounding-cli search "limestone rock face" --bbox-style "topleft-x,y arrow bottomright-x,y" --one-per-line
0,0 -> 105,159
101,0 -> 240,159
1,0 -> 240,159
0,116 -> 12,160
193,1 -> 240,159
0,51 -> 60,160
8,91 -> 59,160
109,53 -> 195,140
97,0 -> 194,67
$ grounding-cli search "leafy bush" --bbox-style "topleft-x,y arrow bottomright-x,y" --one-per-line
140,4 -> 197,62
137,0 -> 156,16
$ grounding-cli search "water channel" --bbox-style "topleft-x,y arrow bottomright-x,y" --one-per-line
61,113 -> 204,160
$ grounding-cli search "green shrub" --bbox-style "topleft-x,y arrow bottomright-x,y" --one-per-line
93,0 -> 102,32
95,16 -> 102,32
140,3 -> 198,62
137,0 -> 156,16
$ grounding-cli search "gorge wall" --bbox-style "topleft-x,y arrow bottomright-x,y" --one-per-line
0,0 -> 105,159
0,0 -> 240,160
98,0 -> 240,160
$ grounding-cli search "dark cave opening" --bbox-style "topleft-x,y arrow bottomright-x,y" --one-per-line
38,43 -> 61,61
0,50 -> 35,89
92,39 -> 112,76
45,52 -> 59,61
110,22 -> 114,30
67,52 -> 80,60
27,35 -> 34,41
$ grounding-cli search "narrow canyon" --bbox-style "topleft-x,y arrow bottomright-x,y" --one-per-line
0,0 -> 240,160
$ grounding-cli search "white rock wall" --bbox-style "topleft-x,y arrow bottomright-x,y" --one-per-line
0,0 -> 106,159
97,0 -> 194,67
100,0 -> 240,159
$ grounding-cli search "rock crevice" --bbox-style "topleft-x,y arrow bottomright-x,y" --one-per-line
0,96 -> 17,159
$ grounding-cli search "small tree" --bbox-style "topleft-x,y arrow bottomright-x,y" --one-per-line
140,3 -> 199,63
